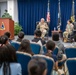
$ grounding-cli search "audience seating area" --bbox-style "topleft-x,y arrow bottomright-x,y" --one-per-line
32,55 -> 54,75
30,43 -> 41,54
16,52 -> 32,75
65,48 -> 76,58
66,58 -> 76,75
10,40 -> 76,75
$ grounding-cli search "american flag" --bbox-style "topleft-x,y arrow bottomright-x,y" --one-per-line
46,0 -> 50,23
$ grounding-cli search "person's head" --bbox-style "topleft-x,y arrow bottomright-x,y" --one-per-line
46,40 -> 55,51
18,39 -> 33,55
0,44 -> 17,75
40,18 -> 45,23
0,44 -> 17,63
34,30 -> 42,38
28,57 -> 47,75
74,34 -> 76,42
52,33 -> 59,41
18,31 -> 24,39
67,20 -> 72,24
4,32 -> 11,39
0,35 -> 9,45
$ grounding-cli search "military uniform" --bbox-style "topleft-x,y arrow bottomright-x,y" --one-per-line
37,22 -> 49,38
63,24 -> 74,42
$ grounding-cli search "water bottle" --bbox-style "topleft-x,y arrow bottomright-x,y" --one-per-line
54,27 -> 56,31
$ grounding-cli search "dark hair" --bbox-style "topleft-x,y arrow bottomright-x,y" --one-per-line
46,40 -> 55,51
28,57 -> 47,75
18,31 -> 24,39
34,30 -> 42,37
52,33 -> 59,41
74,34 -> 76,42
4,32 -> 11,38
68,20 -> 72,23
0,35 -> 8,45
0,44 -> 17,75
18,39 -> 34,55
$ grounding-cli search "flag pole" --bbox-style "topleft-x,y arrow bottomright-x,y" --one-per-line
46,0 -> 50,40
57,0 -> 61,31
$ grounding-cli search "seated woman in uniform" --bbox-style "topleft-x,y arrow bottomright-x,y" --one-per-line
63,20 -> 74,42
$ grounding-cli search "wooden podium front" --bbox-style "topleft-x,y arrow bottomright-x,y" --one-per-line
0,18 -> 14,39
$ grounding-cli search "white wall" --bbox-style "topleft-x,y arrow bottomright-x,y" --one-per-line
0,2 -> 7,17
7,0 -> 18,22
0,0 -> 18,22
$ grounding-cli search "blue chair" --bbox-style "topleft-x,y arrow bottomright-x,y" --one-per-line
11,42 -> 20,51
66,58 -> 76,75
65,48 -> 76,58
30,43 -> 41,54
43,46 -> 47,54
53,47 -> 59,55
16,52 -> 32,75
32,55 -> 54,75
43,46 -> 58,55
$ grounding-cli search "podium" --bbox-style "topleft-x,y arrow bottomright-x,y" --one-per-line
52,30 -> 62,38
0,18 -> 14,39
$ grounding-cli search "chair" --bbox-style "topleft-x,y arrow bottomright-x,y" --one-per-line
32,54 -> 54,75
65,48 -> 76,58
43,46 -> 58,56
53,47 -> 59,56
11,41 -> 20,51
30,43 -> 41,54
16,52 -> 32,75
43,46 -> 47,54
66,58 -> 76,75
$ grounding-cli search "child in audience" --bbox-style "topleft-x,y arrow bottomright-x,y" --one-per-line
0,44 -> 22,75
16,31 -> 25,42
4,32 -> 12,43
0,35 -> 9,45
46,40 -> 58,71
52,33 -> 65,54
28,57 -> 47,75
32,30 -> 46,45
18,39 -> 34,55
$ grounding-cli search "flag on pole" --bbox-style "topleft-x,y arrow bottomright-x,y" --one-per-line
71,0 -> 75,22
46,0 -> 50,23
57,0 -> 61,30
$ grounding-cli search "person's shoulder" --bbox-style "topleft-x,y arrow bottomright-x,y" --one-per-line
10,63 -> 21,67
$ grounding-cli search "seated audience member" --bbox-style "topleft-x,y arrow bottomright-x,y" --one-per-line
52,33 -> 66,67
0,44 -> 22,75
52,33 -> 65,54
28,57 -> 47,75
18,39 -> 34,55
46,40 -> 66,74
16,31 -> 25,42
36,18 -> 49,38
63,20 -> 74,42
46,40 -> 58,71
4,32 -> 11,43
32,30 -> 46,45
0,35 -> 9,45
